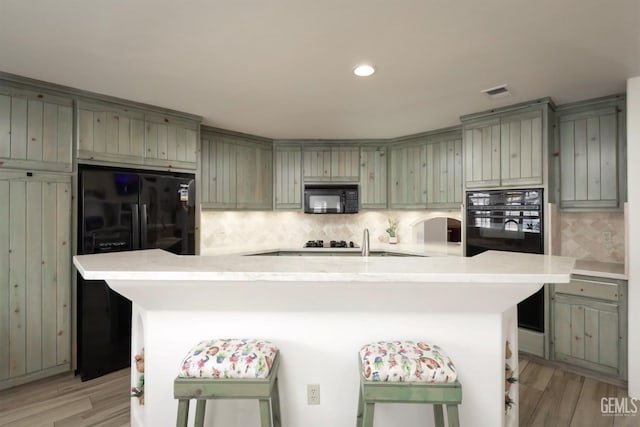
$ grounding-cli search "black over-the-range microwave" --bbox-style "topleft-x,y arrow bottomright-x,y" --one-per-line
303,184 -> 359,214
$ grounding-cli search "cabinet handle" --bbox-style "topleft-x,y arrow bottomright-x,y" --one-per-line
585,332 -> 592,338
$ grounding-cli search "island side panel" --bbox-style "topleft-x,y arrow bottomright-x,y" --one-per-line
140,310 -> 506,427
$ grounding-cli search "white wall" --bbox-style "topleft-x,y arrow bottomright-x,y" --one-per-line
627,76 -> 640,398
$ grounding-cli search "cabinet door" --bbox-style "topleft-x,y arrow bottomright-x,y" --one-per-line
558,106 -> 619,209
330,145 -> 360,181
78,101 -> 145,165
553,294 -> 619,374
389,140 -> 427,208
0,172 -> 71,386
0,87 -> 72,172
463,119 -> 501,188
303,146 -> 331,182
360,145 -> 387,209
236,141 -> 273,210
201,134 -> 237,208
274,145 -> 302,209
500,110 -> 543,186
144,114 -> 198,170
426,133 -> 463,208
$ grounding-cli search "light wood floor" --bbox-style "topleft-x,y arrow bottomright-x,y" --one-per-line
0,358 -> 637,426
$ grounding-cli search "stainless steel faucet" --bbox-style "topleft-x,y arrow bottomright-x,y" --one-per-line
362,228 -> 370,257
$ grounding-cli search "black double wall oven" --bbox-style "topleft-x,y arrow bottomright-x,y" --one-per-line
77,165 -> 195,380
466,188 -> 544,332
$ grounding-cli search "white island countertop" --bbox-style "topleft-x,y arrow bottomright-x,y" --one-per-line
73,249 -> 574,427
74,248 -> 573,284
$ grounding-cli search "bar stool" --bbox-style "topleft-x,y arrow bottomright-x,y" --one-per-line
174,338 -> 281,427
357,340 -> 462,427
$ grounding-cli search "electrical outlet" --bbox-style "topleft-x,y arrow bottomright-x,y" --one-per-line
603,231 -> 612,243
307,384 -> 320,405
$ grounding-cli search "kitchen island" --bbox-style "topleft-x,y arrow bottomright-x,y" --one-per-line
73,249 -> 574,427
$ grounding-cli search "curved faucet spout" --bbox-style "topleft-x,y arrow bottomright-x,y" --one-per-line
362,228 -> 370,257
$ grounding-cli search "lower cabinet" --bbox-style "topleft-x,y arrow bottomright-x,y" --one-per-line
551,276 -> 626,379
0,171 -> 72,389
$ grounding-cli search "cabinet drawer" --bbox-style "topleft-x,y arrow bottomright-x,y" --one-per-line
555,279 -> 619,301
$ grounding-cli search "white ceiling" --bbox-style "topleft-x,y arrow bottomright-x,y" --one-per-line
1,0 -> 639,139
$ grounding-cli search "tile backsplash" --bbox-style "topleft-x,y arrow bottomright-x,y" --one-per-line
557,211 -> 625,264
201,207 -> 625,263
200,209 -> 462,254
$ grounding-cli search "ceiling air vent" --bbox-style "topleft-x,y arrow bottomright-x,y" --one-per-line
481,84 -> 511,99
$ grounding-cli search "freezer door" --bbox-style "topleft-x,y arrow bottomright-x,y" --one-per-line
79,169 -> 140,254
140,174 -> 195,255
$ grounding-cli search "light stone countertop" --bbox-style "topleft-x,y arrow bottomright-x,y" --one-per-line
74,248 -> 574,284
572,259 -> 627,280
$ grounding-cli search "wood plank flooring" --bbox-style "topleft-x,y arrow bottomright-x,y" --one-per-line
0,357 -> 637,426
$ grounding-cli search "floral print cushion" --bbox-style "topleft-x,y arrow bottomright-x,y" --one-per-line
178,339 -> 278,379
360,340 -> 457,383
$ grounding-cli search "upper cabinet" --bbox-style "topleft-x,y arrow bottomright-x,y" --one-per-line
463,118 -> 501,188
461,99 -> 553,190
144,113 -> 198,170
389,128 -> 463,209
0,85 -> 73,172
78,100 -> 200,170
201,128 -> 273,210
499,110 -> 544,186
360,145 -> 387,209
274,144 -> 302,209
78,101 -> 145,165
555,96 -> 625,210
389,138 -> 427,209
425,129 -> 463,208
302,144 -> 359,182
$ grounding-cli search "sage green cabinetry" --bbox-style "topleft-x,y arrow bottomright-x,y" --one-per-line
274,144 -> 302,209
0,171 -> 72,390
425,129 -> 463,208
78,101 -> 199,170
0,86 -> 73,172
144,113 -> 198,170
235,139 -> 273,209
302,145 -> 359,182
555,96 -> 625,209
201,129 -> 272,210
461,99 -> 553,189
78,101 -> 145,165
462,118 -> 501,188
389,129 -> 463,209
360,145 -> 387,209
551,275 -> 627,379
389,138 -> 427,208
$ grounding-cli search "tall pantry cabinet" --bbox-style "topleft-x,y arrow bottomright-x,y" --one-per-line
0,80 -> 73,389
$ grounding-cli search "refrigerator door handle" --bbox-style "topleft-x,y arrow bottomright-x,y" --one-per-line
131,203 -> 140,250
141,203 -> 148,249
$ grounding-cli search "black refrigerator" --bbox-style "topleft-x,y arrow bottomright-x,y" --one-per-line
76,165 -> 195,381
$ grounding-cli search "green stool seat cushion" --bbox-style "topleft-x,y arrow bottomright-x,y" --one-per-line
360,340 -> 457,383
178,338 -> 278,379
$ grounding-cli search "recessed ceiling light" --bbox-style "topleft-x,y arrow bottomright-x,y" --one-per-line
353,64 -> 376,77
